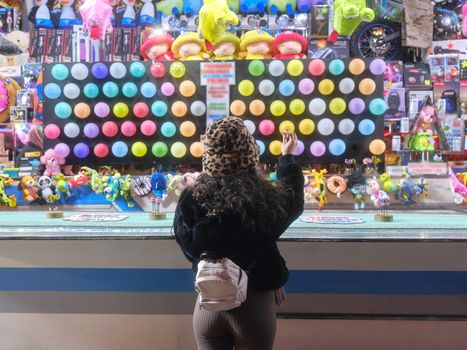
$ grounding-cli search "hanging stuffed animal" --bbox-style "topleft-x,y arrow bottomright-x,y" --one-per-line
156,0 -> 182,17
328,0 -> 374,43
184,0 -> 203,16
58,0 -> 80,28
138,0 -> 155,26
79,0 -> 113,40
29,0 -> 55,28
198,0 -> 239,47
240,0 -> 266,14
121,0 -> 137,27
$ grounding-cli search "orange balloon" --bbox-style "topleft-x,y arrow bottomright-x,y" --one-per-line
179,80 -> 196,97
359,78 -> 376,95
190,142 -> 204,157
349,58 -> 366,75
171,101 -> 188,117
249,99 -> 266,116
230,100 -> 246,116
180,121 -> 196,137
74,102 -> 91,119
369,139 -> 386,155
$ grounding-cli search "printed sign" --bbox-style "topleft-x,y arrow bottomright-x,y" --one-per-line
63,214 -> 129,222
300,215 -> 365,224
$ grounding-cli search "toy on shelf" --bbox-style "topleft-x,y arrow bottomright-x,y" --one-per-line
0,175 -> 16,207
41,148 -> 66,177
166,173 -> 184,196
296,0 -> 312,13
18,176 -> 40,203
104,172 -> 121,202
379,172 -> 399,195
184,0 -> 203,16
59,0 -> 80,28
150,172 -> 167,219
240,0 -> 266,14
328,0 -> 375,43
172,32 -> 210,60
272,31 -> 307,59
79,0 -> 113,40
343,159 -> 356,176
366,176 -> 392,221
29,0 -> 55,29
139,0 -> 156,26
156,0 -> 183,17
361,157 -> 380,176
120,0 -> 137,27
267,0 -> 295,15
198,0 -> 239,46
132,176 -> 152,196
211,32 -> 240,60
326,175 -> 347,198
69,171 -> 89,188
38,175 -> 62,217
140,33 -> 175,60
396,168 -> 428,207
347,170 -> 366,210
0,76 -> 21,122
54,173 -> 72,198
81,167 -> 107,194
239,29 -> 274,59
304,169 -> 327,211
449,168 -> 467,204
119,175 -> 135,207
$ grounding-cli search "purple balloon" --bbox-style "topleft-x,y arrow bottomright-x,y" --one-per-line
92,63 -> 108,79
54,143 -> 70,158
369,59 -> 386,75
74,143 -> 90,158
94,102 -> 110,118
348,98 -> 365,115
298,78 -> 315,95
293,140 -> 305,156
310,141 -> 326,157
161,82 -> 175,96
83,123 -> 100,138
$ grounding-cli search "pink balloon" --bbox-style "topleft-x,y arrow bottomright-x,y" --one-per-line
94,143 -> 109,158
310,141 -> 326,157
133,102 -> 149,118
161,82 -> 175,97
44,124 -> 61,139
298,78 -> 315,95
140,120 -> 157,136
308,59 -> 326,76
259,120 -> 275,136
54,143 -> 70,158
94,102 -> 110,118
102,121 -> 119,137
121,121 -> 137,137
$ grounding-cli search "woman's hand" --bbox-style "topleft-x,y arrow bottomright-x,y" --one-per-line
281,131 -> 298,156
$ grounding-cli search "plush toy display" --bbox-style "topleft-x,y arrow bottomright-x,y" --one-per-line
139,0 -> 155,26
58,0 -> 80,28
29,0 -> 55,28
140,33 -> 174,60
198,0 -> 239,46
347,170 -> 366,210
379,173 -> 399,195
171,32 -> 209,60
156,0 -> 183,16
79,0 -> 113,40
18,176 -> 40,203
296,0 -> 312,12
120,0 -> 137,27
55,173 -> 72,198
184,0 -> 203,16
396,168 -> 427,207
449,168 -> 467,204
366,176 -> 391,220
38,175 -> 60,205
267,0 -> 295,15
272,30 -> 307,59
211,32 -> 240,60
240,0 -> 266,14
119,175 -> 135,207
239,29 -> 274,59
0,175 -> 16,207
328,0 -> 374,43
40,148 -> 66,177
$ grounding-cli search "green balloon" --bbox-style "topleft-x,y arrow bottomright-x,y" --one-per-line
152,142 -> 168,157
248,60 -> 265,77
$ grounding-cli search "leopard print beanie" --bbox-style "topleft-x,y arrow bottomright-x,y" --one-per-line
202,116 -> 259,176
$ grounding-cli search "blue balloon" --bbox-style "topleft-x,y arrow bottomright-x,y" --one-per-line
279,79 -> 295,97
141,82 -> 157,98
329,59 -> 345,76
358,119 -> 375,135
161,122 -> 176,137
130,62 -> 146,78
122,82 -> 138,98
329,139 -> 346,156
54,102 -> 72,119
151,101 -> 168,117
83,83 -> 99,98
44,83 -> 61,99
112,141 -> 129,158
103,82 -> 119,98
51,64 -> 69,80
369,98 -> 387,116
92,63 -> 108,79
256,140 -> 265,155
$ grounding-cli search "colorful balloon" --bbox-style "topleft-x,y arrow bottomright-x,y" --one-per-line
230,100 -> 246,116
310,141 -> 326,157
54,102 -> 72,119
131,141 -> 148,157
349,58 -> 365,75
122,82 -> 138,98
151,101 -> 168,117
171,142 -> 187,158
112,141 -> 128,158
150,61 -> 166,78
268,60 -> 285,76
130,61 -> 146,78
92,63 -> 108,79
83,123 -> 100,138
94,143 -> 109,158
64,122 -> 80,138
359,78 -> 376,95
249,60 -> 265,76
269,140 -> 282,156
171,101 -> 188,117
329,139 -> 346,156
249,99 -> 266,116
52,64 -> 69,80
317,118 -> 334,136
279,79 -> 295,97
54,143 -> 70,158
358,119 -> 376,135
121,121 -> 137,137
94,102 -> 110,118
113,102 -> 129,118
102,121 -> 119,137
70,63 -> 89,80
259,120 -> 275,136
141,82 -> 157,98
270,100 -> 286,117
74,103 -> 91,119
238,80 -> 255,96
133,102 -> 149,118
180,121 -> 196,137
74,143 -> 90,158
369,59 -> 386,75
339,78 -> 355,94
102,81 -> 119,98
258,79 -> 275,96
308,59 -> 325,76
161,122 -> 176,137
287,59 -> 304,77
152,142 -> 168,157
84,83 -> 99,98
348,98 -> 365,115
369,139 -> 386,155
289,99 -> 306,116
338,119 -> 355,135
190,101 -> 206,116
279,120 -> 295,132
329,97 -> 346,115
44,124 -> 61,139
169,62 -> 186,78
256,140 -> 265,155
44,83 -> 61,99
179,80 -> 196,97
63,83 -> 80,99
308,98 -> 326,116
141,120 -> 157,136
190,142 -> 205,157
161,82 -> 175,96
299,119 -> 315,135
109,62 -> 127,79
318,79 -> 334,95
293,140 -> 304,156
298,78 -> 314,95
328,59 -> 345,76
369,98 -> 387,115
244,120 -> 256,134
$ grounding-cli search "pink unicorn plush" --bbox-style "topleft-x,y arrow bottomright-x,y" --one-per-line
79,0 -> 113,40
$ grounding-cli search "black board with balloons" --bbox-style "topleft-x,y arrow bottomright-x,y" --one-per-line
230,58 -> 387,164
43,58 -> 387,166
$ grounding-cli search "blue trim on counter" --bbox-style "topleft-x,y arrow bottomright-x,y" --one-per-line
0,268 -> 466,295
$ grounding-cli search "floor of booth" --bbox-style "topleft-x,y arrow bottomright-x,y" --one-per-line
0,209 -> 465,240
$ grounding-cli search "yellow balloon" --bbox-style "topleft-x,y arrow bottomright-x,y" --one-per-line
287,59 -> 304,77
270,100 -> 286,117
349,58 -> 365,75
180,121 -> 196,137
369,139 -> 386,155
238,80 -> 255,96
329,97 -> 346,115
289,99 -> 305,116
318,79 -> 334,95
171,142 -> 187,158
190,142 -> 204,158
359,78 -> 376,95
230,100 -> 246,116
171,101 -> 188,117
169,62 -> 186,78
299,119 -> 315,135
74,102 -> 91,119
249,99 -> 266,116
113,102 -> 129,118
269,140 -> 282,156
131,141 -> 147,157
179,80 -> 196,97
279,120 -> 295,133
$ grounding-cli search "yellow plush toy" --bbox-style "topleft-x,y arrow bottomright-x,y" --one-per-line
172,32 -> 210,60
198,0 -> 239,45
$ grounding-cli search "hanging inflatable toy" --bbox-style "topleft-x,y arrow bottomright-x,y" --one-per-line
79,0 -> 113,40
198,0 -> 239,46
328,0 -> 374,43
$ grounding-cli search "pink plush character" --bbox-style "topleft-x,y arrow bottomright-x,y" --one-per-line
40,149 -> 66,177
79,0 -> 113,40
413,105 -> 436,134
272,31 -> 307,59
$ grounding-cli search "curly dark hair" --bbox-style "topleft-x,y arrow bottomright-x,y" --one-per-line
191,170 -> 288,233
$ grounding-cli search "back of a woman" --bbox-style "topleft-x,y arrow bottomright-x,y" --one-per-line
174,116 -> 304,350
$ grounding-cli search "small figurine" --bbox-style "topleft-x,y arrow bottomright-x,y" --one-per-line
239,29 -> 274,59
69,171 -> 88,188
41,149 -> 66,177
211,32 -> 240,60
198,0 -> 239,46
272,31 -> 307,59
0,175 -> 16,207
362,157 -> 378,176
81,166 -> 107,194
54,173 -> 72,198
140,33 -> 174,60
396,168 -> 428,207
379,173 -> 399,195
104,172 -> 121,202
119,175 -> 135,207
138,0 -> 155,26
18,176 -> 40,202
171,32 -> 209,60
29,0 -> 55,29
150,172 -> 167,219
366,176 -> 392,221
347,170 -> 366,210
303,169 -> 327,211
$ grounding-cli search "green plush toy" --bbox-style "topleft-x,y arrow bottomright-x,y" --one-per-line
329,0 -> 375,42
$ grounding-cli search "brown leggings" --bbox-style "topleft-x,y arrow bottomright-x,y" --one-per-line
193,291 -> 276,350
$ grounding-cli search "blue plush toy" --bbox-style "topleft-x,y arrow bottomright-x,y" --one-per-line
240,0 -> 266,14
267,0 -> 295,15
184,0 -> 203,16
151,172 -> 167,199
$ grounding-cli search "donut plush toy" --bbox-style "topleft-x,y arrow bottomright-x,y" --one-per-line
326,175 -> 347,197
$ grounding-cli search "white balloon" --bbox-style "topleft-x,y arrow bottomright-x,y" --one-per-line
268,60 -> 285,77
339,78 -> 355,94
308,98 -> 326,116
63,83 -> 80,99
244,120 -> 256,135
317,118 -> 335,136
258,79 -> 275,96
64,122 -> 80,138
190,101 -> 206,116
109,62 -> 127,79
71,63 -> 89,80
338,119 -> 355,135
